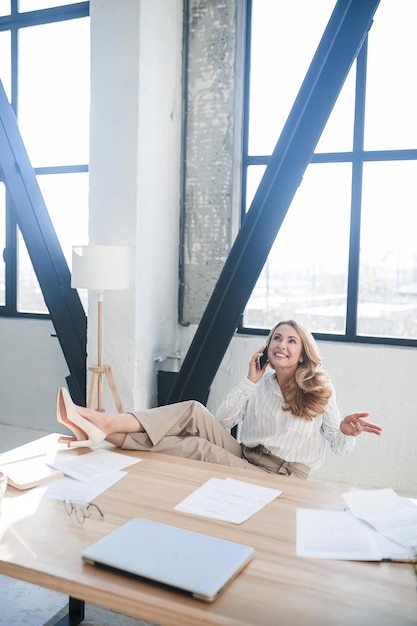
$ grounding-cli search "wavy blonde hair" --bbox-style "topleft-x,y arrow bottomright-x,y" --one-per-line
265,320 -> 332,419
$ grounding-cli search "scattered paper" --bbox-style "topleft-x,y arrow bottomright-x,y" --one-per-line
342,488 -> 413,516
0,437 -> 144,505
47,448 -> 141,482
0,454 -> 64,490
174,477 -> 282,524
33,449 -> 144,503
0,433 -> 62,466
296,508 -> 382,560
342,488 -> 417,550
296,487 -> 417,561
38,469 -> 128,503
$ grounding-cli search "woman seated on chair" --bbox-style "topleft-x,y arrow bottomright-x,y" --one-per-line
56,319 -> 382,479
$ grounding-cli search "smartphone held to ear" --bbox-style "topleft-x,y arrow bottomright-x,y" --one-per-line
258,346 -> 268,370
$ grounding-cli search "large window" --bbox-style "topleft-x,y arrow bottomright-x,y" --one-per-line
0,0 -> 89,316
241,0 -> 417,345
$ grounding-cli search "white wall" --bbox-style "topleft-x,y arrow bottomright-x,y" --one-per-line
0,318 -> 69,432
88,0 -> 184,412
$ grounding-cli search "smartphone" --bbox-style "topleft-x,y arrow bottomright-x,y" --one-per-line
258,346 -> 268,370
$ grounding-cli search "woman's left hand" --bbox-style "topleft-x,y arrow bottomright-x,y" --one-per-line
340,412 -> 383,437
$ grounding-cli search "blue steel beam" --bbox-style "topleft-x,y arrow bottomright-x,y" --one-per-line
0,81 -> 86,404
166,0 -> 381,405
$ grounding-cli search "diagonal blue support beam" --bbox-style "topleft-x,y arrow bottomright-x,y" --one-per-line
0,81 -> 86,404
166,0 -> 381,405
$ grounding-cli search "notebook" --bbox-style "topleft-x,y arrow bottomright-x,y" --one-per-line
81,517 -> 254,602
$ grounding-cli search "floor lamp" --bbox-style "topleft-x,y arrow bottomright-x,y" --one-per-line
72,245 -> 130,413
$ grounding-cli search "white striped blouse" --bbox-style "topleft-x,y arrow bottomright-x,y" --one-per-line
215,372 -> 356,470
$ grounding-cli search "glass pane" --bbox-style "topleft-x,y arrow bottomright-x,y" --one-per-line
246,164 -> 266,210
17,230 -> 48,313
364,0 -> 417,150
0,31 -> 11,101
315,62 -> 355,153
358,161 -> 417,339
37,172 -> 89,267
17,172 -> 89,313
18,17 -> 90,167
249,0 -> 337,156
0,184 -> 5,306
244,162 -> 351,333
18,0 -> 78,11
0,1 -> 10,17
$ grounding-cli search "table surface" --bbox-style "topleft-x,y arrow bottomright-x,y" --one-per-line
0,439 -> 416,626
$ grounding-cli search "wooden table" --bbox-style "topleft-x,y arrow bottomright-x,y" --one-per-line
0,446 -> 416,626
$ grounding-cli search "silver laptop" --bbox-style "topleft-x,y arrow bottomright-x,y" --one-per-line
81,517 -> 254,602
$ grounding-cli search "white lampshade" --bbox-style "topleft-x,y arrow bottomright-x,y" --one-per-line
71,245 -> 130,292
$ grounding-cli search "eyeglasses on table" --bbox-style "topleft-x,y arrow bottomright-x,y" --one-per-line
63,500 -> 104,525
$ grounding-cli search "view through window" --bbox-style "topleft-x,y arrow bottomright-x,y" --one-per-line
0,1 -> 89,315
242,0 -> 417,344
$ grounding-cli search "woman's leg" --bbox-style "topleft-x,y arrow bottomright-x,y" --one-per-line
123,400 -> 255,469
127,400 -> 243,456
75,400 -> 242,458
61,396 -> 261,470
75,406 -> 143,447
140,434 -> 261,471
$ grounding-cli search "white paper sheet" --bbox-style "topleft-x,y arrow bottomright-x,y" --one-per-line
296,508 -> 415,561
296,508 -> 382,560
342,488 -> 417,551
174,477 -> 282,524
37,469 -> 128,503
47,448 -> 141,482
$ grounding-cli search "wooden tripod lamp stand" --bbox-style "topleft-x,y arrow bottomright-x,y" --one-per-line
72,245 -> 130,413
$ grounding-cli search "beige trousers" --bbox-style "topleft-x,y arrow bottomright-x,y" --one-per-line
122,400 -> 308,479
122,400 -> 262,472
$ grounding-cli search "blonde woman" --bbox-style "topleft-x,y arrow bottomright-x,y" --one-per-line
56,320 -> 382,479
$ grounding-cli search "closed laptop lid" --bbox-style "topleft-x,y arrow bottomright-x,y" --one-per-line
81,517 -> 254,602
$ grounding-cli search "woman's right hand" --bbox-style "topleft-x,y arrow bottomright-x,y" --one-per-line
248,346 -> 268,384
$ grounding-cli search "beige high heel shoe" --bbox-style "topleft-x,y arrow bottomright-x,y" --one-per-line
56,387 -> 106,448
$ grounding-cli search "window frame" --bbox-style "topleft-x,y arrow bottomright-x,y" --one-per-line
0,0 -> 89,319
238,0 -> 417,348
